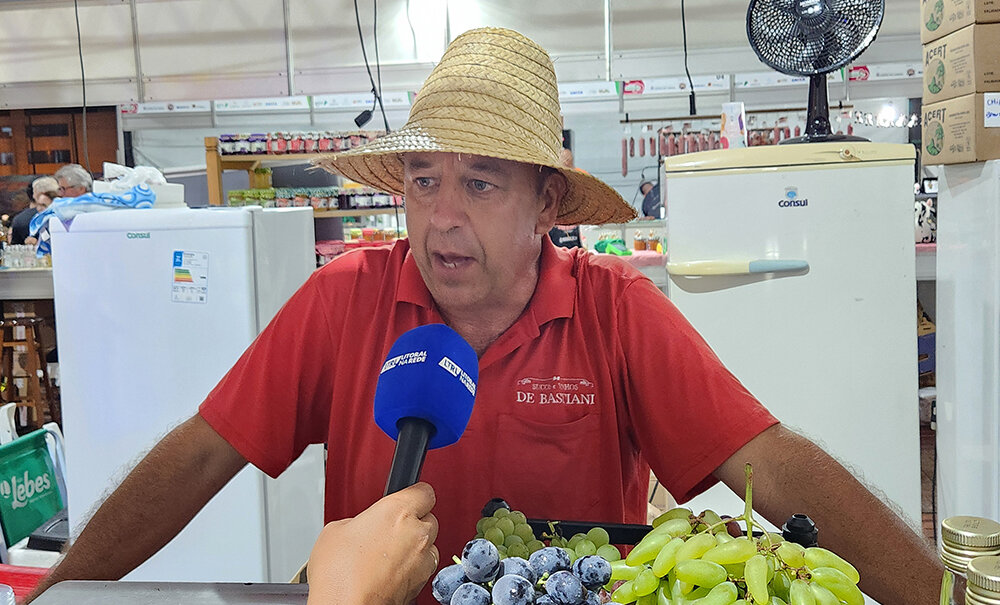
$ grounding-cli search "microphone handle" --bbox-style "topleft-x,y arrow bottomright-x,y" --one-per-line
384,418 -> 435,496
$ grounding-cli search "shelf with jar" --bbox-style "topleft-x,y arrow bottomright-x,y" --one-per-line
225,183 -> 404,219
204,133 -> 388,210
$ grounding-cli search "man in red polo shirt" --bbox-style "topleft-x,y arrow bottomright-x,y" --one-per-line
31,27 -> 941,605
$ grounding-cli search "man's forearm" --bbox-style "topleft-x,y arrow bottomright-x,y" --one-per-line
716,424 -> 941,605
28,414 -> 247,602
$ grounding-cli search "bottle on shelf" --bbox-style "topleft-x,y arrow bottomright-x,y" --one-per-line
966,556 -> 1000,605
940,516 -> 1000,605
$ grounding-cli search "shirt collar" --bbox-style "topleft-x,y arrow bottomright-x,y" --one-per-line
396,236 -> 576,325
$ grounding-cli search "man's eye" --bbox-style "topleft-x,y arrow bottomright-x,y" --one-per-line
414,177 -> 433,187
470,180 -> 493,192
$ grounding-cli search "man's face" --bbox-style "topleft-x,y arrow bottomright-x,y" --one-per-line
403,152 -> 562,314
640,183 -> 653,196
58,179 -> 87,198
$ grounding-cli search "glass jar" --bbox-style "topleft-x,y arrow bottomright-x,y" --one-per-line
633,230 -> 646,251
967,556 -> 1000,605
941,517 -> 1000,605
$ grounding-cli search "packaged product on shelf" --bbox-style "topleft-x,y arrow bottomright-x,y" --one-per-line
227,189 -> 245,206
250,167 -> 272,189
309,188 -> 328,209
249,134 -> 267,154
372,193 -> 391,207
267,132 -> 287,154
235,134 -> 251,154
292,190 -> 310,207
303,133 -> 318,153
218,134 -> 236,155
258,188 -> 277,208
317,132 -> 333,152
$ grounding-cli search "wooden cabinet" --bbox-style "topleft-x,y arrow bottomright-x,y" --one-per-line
0,107 -> 117,178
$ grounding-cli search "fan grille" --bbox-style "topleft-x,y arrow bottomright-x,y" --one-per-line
747,0 -> 884,76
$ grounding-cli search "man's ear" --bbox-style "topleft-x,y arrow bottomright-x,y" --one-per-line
535,170 -> 568,235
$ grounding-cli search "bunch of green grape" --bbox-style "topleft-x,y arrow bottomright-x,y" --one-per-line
474,507 -> 622,563
607,507 -> 864,605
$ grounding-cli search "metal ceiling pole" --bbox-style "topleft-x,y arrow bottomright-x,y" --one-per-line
604,0 -> 613,81
128,0 -> 145,102
282,0 -> 295,95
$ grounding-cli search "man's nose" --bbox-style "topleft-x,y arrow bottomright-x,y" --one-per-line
428,179 -> 467,231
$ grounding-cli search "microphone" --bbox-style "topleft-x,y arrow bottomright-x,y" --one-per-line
374,324 -> 479,496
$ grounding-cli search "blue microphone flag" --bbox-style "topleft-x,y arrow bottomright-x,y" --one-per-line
373,324 -> 478,450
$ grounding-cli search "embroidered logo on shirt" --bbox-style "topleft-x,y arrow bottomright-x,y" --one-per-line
515,376 -> 596,405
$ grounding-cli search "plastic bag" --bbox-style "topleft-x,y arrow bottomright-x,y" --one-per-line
101,162 -> 167,191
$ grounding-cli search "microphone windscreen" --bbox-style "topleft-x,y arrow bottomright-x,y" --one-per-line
373,324 -> 478,449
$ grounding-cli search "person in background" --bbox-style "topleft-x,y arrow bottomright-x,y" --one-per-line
54,163 -> 93,198
305,483 -> 439,605
640,179 -> 662,219
10,177 -> 58,245
548,145 -> 583,248
22,176 -> 59,246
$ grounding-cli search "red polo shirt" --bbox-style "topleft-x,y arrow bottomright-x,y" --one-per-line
199,237 -> 776,600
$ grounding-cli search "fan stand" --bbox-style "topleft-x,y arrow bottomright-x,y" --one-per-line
780,73 -> 868,145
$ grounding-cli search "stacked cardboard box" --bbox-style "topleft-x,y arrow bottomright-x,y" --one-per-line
921,2 -> 1000,164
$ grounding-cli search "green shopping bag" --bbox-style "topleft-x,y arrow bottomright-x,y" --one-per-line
0,429 -> 63,547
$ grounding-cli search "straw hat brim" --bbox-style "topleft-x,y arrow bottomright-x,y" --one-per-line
312,127 -> 637,226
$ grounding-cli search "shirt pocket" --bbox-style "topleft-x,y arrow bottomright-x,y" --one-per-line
492,411 -> 604,523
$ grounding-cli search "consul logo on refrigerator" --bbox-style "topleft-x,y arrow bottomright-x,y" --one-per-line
778,187 -> 809,208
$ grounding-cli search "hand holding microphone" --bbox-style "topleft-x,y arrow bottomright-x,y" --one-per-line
306,483 -> 440,605
374,324 -> 479,495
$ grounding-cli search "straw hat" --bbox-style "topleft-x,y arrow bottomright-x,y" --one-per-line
313,27 -> 637,225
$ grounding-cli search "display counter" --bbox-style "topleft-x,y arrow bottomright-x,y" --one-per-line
32,581 -> 308,605
0,268 -> 54,301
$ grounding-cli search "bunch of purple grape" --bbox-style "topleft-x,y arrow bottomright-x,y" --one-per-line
433,539 -> 613,605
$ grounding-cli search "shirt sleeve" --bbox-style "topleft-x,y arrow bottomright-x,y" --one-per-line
199,270 -> 340,478
618,277 -> 779,503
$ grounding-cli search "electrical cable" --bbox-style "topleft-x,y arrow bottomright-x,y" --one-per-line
405,0 -> 418,61
680,0 -> 697,116
372,0 -> 389,132
353,0 -> 389,131
73,0 -> 92,173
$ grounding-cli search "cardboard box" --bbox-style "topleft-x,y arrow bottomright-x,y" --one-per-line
922,93 -> 1000,164
923,24 -> 1000,103
922,0 -> 1000,43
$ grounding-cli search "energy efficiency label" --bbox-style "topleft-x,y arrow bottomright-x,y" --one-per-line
172,250 -> 209,304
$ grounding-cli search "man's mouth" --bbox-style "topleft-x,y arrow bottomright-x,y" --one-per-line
434,252 -> 475,270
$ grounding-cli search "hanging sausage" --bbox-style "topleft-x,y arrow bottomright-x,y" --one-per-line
621,138 -> 628,177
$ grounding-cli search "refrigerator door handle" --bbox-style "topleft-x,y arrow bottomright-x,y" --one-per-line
666,259 -> 809,276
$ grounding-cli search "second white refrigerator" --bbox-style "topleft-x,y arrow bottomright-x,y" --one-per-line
663,143 -> 921,528
50,206 -> 325,583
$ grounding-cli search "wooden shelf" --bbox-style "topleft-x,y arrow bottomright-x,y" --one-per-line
313,208 -> 401,218
218,152 -> 331,171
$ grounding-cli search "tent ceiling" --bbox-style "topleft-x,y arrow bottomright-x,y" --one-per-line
0,0 -> 920,106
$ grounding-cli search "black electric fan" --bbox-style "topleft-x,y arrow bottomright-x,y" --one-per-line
747,0 -> 885,144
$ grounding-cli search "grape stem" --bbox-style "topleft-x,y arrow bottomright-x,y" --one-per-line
744,463 -> 754,540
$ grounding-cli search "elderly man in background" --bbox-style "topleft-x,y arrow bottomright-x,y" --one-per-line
54,163 -> 93,198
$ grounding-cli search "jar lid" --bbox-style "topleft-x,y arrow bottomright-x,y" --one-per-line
942,517 -> 1000,549
969,557 -> 1000,595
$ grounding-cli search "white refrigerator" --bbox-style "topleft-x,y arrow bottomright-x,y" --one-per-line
662,143 -> 921,530
49,206 -> 325,583
935,160 -> 1000,525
